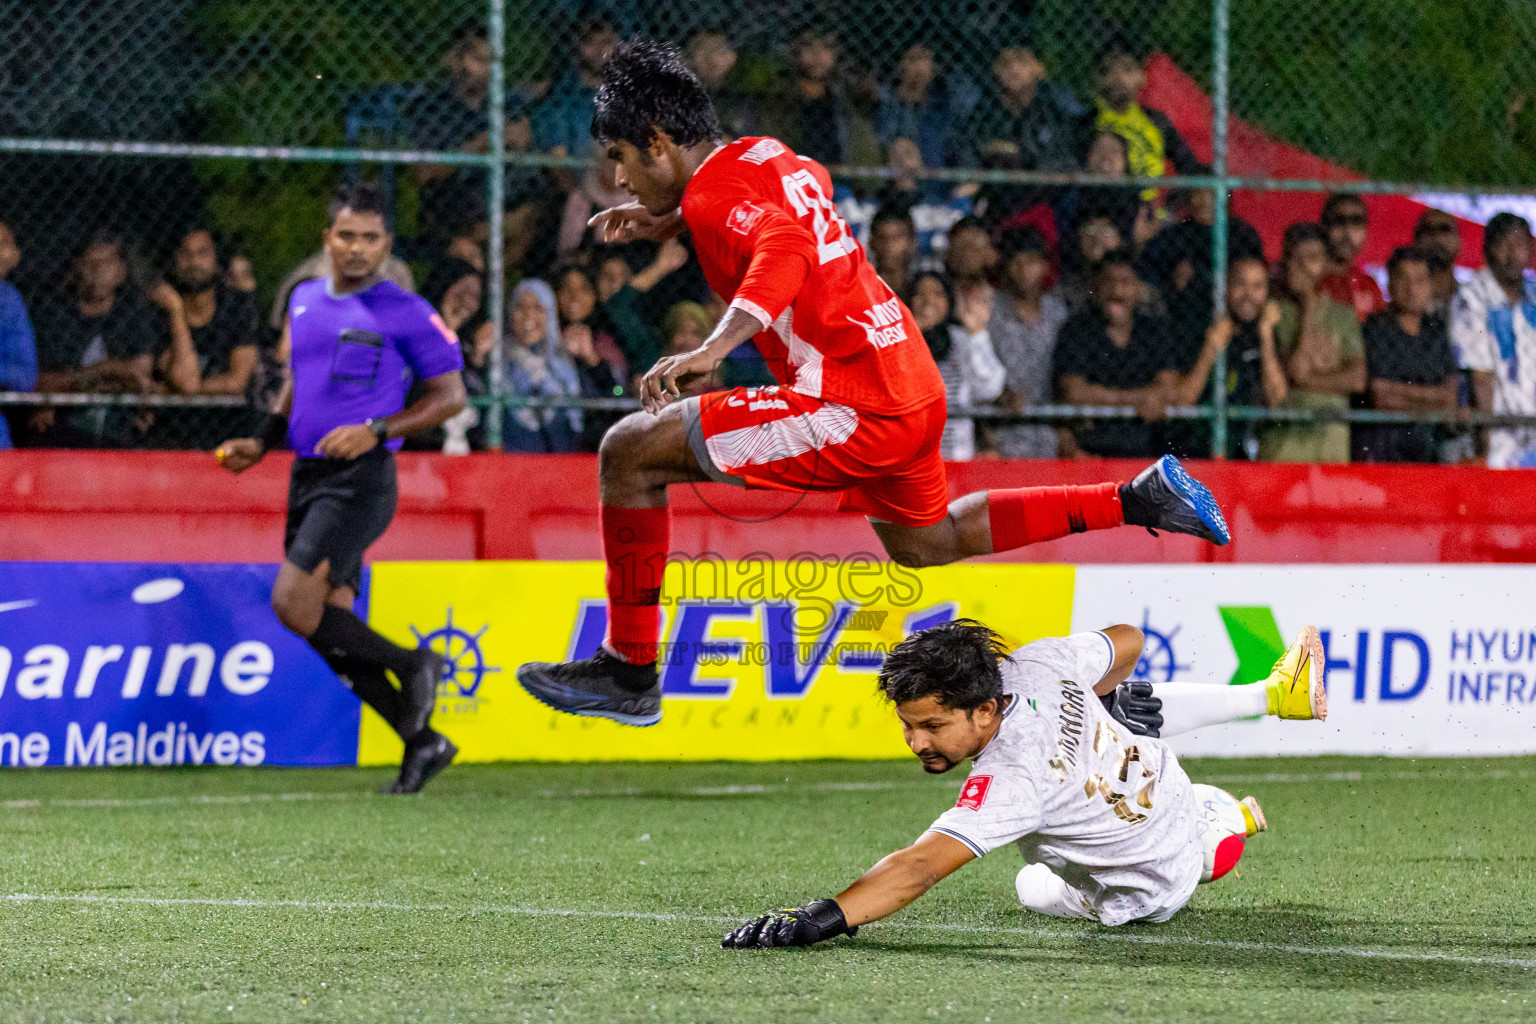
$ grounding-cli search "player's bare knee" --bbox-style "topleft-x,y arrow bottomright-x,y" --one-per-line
599,408 -> 692,501
874,516 -> 965,569
887,546 -> 936,569
598,412 -> 654,477
881,537 -> 953,569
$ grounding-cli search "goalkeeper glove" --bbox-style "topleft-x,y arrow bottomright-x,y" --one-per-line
1104,681 -> 1163,737
720,898 -> 857,949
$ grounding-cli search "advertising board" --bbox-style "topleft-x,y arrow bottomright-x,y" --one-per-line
1072,566 -> 1536,756
360,560 -> 1075,763
0,563 -> 360,767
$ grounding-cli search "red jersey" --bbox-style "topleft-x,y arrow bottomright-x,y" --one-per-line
1318,266 -> 1386,321
680,136 -> 945,415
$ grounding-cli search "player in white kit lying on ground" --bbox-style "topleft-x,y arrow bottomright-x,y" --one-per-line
722,618 -> 1325,947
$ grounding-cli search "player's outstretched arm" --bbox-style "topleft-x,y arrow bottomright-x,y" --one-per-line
835,831 -> 976,926
587,201 -> 685,244
721,832 -> 973,949
637,210 -> 812,414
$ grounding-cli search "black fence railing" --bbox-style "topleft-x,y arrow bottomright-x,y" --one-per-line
5,392 -> 1533,455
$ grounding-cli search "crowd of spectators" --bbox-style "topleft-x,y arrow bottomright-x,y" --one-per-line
0,23 -> 1532,467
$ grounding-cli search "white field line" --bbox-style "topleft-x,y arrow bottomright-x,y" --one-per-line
1202,767 -> 1534,784
5,767 -> 1532,812
2,792 -> 359,810
544,769 -> 1536,796
3,892 -> 1531,970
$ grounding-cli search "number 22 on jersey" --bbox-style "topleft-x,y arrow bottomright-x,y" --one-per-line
780,169 -> 858,265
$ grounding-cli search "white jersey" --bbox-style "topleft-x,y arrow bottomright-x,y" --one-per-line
927,632 -> 1202,926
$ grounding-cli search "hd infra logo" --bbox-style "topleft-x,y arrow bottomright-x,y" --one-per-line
409,608 -> 500,714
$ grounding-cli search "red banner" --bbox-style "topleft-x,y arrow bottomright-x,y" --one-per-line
1,451 -> 1531,565
1142,53 -> 1488,269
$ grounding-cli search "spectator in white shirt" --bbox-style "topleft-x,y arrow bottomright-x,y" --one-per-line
1451,212 -> 1536,468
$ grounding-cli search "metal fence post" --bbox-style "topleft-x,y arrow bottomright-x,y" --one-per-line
485,0 -> 507,451
1209,0 -> 1231,460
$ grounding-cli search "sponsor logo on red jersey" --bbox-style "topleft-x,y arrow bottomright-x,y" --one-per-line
725,387 -> 790,412
956,774 -> 992,811
847,297 -> 909,349
727,202 -> 766,236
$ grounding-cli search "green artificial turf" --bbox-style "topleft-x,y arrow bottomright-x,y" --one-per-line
1,757 -> 1533,1023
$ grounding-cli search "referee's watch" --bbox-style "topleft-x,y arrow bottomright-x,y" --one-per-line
365,417 -> 390,444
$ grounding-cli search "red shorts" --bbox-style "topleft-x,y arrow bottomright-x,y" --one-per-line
686,386 -> 950,528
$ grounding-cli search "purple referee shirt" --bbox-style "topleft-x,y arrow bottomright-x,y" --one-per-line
286,277 -> 464,458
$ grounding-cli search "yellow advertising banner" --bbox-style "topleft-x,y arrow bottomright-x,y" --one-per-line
362,560 -> 1075,764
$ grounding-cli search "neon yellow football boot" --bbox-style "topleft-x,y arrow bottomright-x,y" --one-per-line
1262,626 -> 1327,721
1239,795 -> 1267,836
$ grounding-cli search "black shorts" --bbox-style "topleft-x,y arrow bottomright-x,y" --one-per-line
284,448 -> 398,592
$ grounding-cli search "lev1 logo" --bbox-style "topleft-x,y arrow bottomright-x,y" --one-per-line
564,599 -> 956,700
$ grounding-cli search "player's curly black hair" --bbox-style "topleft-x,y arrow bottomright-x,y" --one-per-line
877,619 -> 1010,713
590,39 -> 721,152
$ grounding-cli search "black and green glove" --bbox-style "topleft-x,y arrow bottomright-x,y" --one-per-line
720,898 -> 857,949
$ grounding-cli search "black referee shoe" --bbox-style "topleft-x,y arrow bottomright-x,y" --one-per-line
382,731 -> 457,795
516,648 -> 662,726
400,649 -> 447,740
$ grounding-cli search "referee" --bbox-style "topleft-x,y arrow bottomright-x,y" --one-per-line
218,182 -> 467,794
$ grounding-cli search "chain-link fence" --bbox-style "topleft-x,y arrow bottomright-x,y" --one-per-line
2,0 -> 1535,463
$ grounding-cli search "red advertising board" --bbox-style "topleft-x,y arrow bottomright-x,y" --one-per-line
1,451 -> 1529,565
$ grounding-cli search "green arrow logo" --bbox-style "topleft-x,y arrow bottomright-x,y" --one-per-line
1218,606 -> 1285,686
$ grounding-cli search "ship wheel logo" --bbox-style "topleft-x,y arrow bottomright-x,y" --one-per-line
410,607 -> 500,699
1133,607 -> 1190,683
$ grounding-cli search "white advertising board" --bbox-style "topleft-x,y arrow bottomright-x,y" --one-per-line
1071,566 -> 1536,757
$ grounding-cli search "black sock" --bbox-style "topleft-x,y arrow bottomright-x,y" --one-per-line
310,605 -> 420,681
600,646 -> 662,694
319,652 -> 411,738
1118,483 -> 1155,529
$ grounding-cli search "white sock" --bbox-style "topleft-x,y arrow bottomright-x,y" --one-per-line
1015,863 -> 1097,921
1150,682 -> 1270,737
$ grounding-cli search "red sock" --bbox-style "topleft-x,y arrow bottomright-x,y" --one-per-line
602,504 -> 671,665
987,483 -> 1124,552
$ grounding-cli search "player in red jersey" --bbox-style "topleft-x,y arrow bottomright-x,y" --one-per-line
517,42 -> 1229,726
